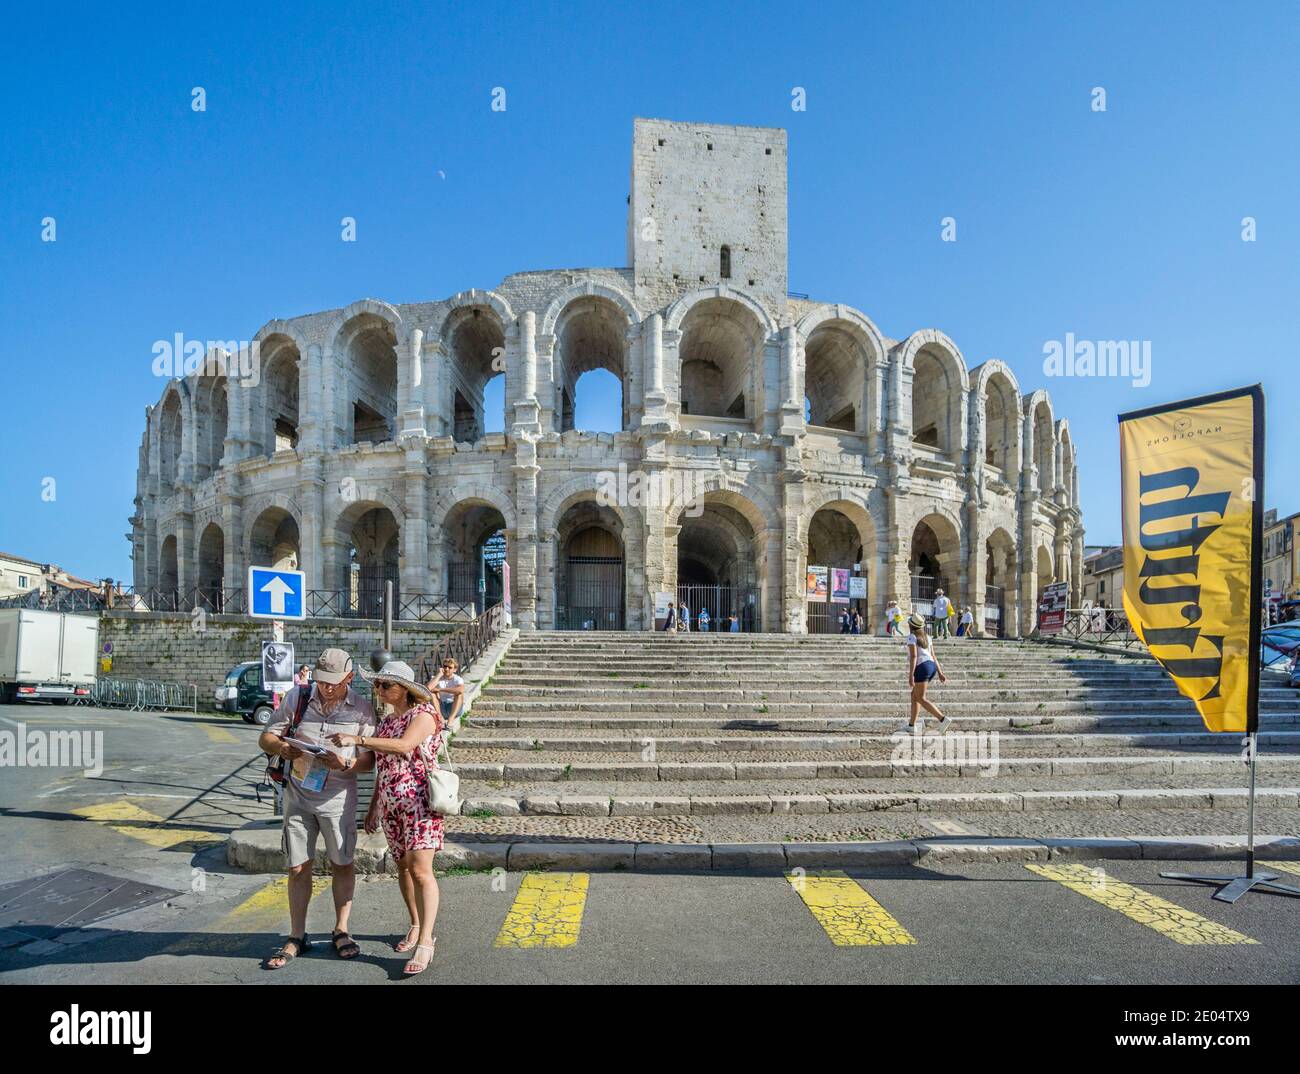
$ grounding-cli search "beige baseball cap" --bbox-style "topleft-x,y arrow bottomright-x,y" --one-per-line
314,648 -> 354,685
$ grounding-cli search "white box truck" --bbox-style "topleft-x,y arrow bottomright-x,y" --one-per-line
0,608 -> 99,704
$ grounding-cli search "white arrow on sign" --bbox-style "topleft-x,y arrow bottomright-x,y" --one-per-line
259,575 -> 295,615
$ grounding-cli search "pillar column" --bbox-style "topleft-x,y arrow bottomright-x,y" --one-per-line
402,451 -> 429,594
641,314 -> 669,423
399,328 -> 428,438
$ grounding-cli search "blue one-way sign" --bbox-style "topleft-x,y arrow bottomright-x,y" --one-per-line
248,566 -> 306,620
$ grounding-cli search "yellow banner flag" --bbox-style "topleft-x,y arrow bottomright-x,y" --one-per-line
1118,386 -> 1263,733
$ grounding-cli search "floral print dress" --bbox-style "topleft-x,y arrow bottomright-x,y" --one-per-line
375,701 -> 445,859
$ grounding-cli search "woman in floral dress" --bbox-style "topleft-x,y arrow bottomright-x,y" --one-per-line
331,659 -> 444,975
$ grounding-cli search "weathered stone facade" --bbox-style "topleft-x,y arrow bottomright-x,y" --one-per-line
130,117 -> 1083,635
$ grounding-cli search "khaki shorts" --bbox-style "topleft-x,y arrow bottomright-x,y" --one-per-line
281,801 -> 356,868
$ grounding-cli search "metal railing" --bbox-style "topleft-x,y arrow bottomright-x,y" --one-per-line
80,677 -> 199,712
30,585 -> 481,622
417,602 -> 505,682
1046,607 -> 1144,651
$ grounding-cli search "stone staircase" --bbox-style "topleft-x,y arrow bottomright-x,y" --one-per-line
441,632 -> 1300,848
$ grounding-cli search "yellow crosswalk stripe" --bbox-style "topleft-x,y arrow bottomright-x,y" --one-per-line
1268,861 -> 1300,877
493,872 -> 589,949
1026,863 -> 1258,945
201,724 -> 241,744
786,870 -> 916,946
73,799 -> 223,851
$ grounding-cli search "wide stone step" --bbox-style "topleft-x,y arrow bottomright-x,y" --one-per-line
457,785 -> 1300,818
451,753 -> 1300,784
453,730 -> 1300,754
465,713 -> 1300,732
479,684 -> 1297,702
470,698 -> 1300,715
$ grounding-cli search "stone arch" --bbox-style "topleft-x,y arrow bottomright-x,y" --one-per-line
670,293 -> 770,421
257,332 -> 302,455
1024,390 -> 1055,495
193,361 -> 229,481
900,330 -> 968,461
796,305 -> 886,438
431,488 -> 516,611
550,293 -> 635,432
197,522 -> 226,608
1057,419 -> 1075,507
908,508 -> 963,611
1035,543 -> 1056,618
245,499 -> 302,576
540,280 -> 640,338
157,533 -> 180,604
335,305 -> 401,446
801,491 -> 883,632
984,525 -> 1018,637
441,297 -> 508,443
971,360 -> 1022,479
331,497 -> 406,616
670,483 -> 773,632
156,383 -> 186,486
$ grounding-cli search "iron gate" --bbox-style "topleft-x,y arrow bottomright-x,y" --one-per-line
354,564 -> 400,619
984,584 -> 1005,638
675,585 -> 760,632
559,556 -> 624,630
448,561 -> 504,615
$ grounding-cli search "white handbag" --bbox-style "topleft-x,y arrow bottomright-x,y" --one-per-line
420,736 -> 462,816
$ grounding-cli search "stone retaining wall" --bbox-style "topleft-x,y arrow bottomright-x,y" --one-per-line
97,610 -> 454,692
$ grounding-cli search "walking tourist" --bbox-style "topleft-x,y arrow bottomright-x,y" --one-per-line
332,661 -> 446,976
932,589 -> 953,638
884,598 -> 900,636
678,601 -> 690,632
258,649 -> 376,971
957,607 -> 974,638
897,613 -> 953,736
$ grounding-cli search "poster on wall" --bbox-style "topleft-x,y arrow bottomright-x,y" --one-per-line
502,562 -> 512,626
654,592 -> 674,626
849,576 -> 867,600
806,566 -> 828,603
831,568 -> 850,604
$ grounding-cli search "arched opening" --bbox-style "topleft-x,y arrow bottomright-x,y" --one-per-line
556,297 -> 630,432
159,393 -> 182,486
344,506 -> 401,618
158,534 -> 179,608
984,528 -> 1016,638
805,505 -> 873,633
1032,401 -> 1054,495
1036,544 -> 1055,625
678,298 -> 761,420
261,336 -> 301,454
675,496 -> 762,632
909,515 -> 961,621
911,345 -> 960,456
443,501 -> 507,614
198,523 -> 225,611
982,372 -> 1017,477
1060,430 -> 1075,507
446,306 -> 506,443
249,508 -> 300,573
195,375 -> 228,481
804,322 -> 866,432
339,315 -> 397,446
555,500 -> 625,630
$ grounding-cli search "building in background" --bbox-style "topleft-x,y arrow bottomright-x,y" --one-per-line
0,551 -> 107,604
1081,545 -> 1124,611
1263,508 -> 1299,616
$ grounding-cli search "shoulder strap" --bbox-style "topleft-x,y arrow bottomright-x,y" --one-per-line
284,684 -> 312,738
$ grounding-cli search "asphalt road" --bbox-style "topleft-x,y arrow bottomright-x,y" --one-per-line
1,703 -> 1299,985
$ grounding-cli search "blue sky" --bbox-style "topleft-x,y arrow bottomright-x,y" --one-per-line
2,1 -> 1297,582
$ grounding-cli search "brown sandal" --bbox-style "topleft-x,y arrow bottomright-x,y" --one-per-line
264,935 -> 310,970
331,929 -> 360,959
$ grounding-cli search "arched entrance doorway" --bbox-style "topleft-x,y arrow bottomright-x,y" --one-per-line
337,505 -> 400,618
909,515 -> 961,623
198,523 -> 225,611
555,501 -> 625,630
443,501 -> 507,614
675,497 -> 762,632
984,528 -> 1016,637
805,506 -> 871,634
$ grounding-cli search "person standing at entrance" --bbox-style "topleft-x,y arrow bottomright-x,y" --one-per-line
698,607 -> 711,632
662,602 -> 676,631
677,601 -> 690,632
897,613 -> 952,735
884,598 -> 900,636
932,589 -> 952,638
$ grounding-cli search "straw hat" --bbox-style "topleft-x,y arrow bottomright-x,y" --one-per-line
907,613 -> 925,629
360,660 -> 433,703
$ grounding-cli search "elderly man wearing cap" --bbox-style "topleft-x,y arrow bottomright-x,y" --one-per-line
257,648 -> 377,970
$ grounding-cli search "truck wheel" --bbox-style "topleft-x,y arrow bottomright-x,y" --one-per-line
252,705 -> 274,727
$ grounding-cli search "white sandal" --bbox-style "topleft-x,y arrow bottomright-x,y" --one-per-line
403,939 -> 436,975
394,924 -> 420,953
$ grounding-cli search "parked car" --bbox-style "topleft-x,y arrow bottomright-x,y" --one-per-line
214,661 -> 279,725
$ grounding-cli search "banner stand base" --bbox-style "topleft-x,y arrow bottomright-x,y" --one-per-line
1159,871 -> 1300,904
